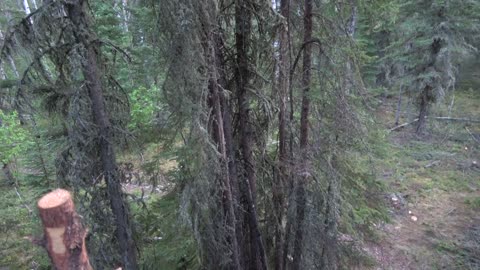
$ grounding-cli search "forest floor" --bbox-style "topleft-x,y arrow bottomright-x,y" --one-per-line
0,91 -> 479,269
365,89 -> 480,269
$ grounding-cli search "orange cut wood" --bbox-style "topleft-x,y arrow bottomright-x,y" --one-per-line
37,189 -> 92,270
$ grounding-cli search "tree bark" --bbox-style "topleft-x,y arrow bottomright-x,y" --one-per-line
416,86 -> 431,135
215,31 -> 244,269
235,0 -> 267,269
37,189 -> 92,270
274,0 -> 290,269
292,0 -> 313,268
345,0 -> 357,94
65,1 -> 138,269
394,84 -> 403,126
206,27 -> 241,270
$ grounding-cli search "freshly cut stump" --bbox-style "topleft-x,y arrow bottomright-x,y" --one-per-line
37,189 -> 92,270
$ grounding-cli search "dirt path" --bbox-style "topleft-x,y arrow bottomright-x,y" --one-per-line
365,190 -> 480,269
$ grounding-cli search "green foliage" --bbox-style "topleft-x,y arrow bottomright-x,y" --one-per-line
0,185 -> 50,269
340,150 -> 389,236
128,85 -> 164,134
92,1 -> 127,45
0,0 -> 478,269
0,111 -> 33,164
386,0 -> 479,97
137,192 -> 198,270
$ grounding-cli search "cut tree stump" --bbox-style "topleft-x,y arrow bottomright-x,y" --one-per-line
37,189 -> 92,270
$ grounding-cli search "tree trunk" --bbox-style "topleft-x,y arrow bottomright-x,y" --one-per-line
206,27 -> 241,269
37,189 -> 92,270
215,32 -> 244,268
345,0 -> 357,94
66,1 -> 138,269
292,0 -> 313,268
321,156 -> 340,270
416,86 -> 431,135
274,0 -> 290,269
394,84 -> 403,126
22,0 -> 32,14
235,0 -> 267,269
235,0 -> 257,202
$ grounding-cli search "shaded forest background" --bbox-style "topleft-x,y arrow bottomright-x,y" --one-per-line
0,0 -> 479,269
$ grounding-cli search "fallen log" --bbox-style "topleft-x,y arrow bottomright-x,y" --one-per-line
389,119 -> 419,132
37,189 -> 92,270
389,116 -> 480,132
434,117 -> 480,123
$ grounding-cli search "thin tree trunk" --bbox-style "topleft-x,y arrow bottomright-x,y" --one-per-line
215,32 -> 245,268
394,83 -> 403,126
416,39 -> 442,135
448,91 -> 455,117
66,1 -> 138,269
282,198 -> 293,270
416,86 -> 431,135
292,0 -> 313,268
274,0 -> 290,269
22,0 -> 32,14
345,0 -> 357,94
206,26 -> 241,269
235,0 -> 257,201
406,95 -> 413,122
235,1 -> 267,269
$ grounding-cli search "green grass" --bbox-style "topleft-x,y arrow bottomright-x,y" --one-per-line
464,196 -> 480,209
0,183 -> 51,269
0,180 -> 197,270
369,88 -> 480,269
380,129 -> 478,194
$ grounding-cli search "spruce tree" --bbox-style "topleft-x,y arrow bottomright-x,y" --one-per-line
386,0 -> 480,134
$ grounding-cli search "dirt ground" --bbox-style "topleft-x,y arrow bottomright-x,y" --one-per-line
364,98 -> 480,270
365,190 -> 479,269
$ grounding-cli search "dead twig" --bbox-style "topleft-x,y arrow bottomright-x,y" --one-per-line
435,117 -> 480,123
389,116 -> 480,132
389,119 -> 419,132
14,186 -> 33,216
425,160 -> 441,168
465,127 -> 480,144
